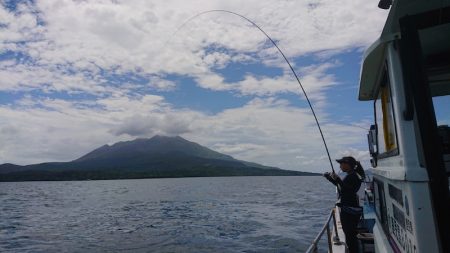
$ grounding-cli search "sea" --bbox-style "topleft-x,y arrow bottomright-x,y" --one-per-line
0,176 -> 337,253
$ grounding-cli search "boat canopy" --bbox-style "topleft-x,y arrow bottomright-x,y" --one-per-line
358,0 -> 450,101
358,36 -> 390,101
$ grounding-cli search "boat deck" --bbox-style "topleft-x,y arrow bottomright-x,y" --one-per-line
331,206 -> 375,253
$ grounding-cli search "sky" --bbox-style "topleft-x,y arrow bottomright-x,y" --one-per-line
0,0 -> 391,173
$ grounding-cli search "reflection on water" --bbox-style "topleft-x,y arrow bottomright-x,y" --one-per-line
0,176 -> 335,252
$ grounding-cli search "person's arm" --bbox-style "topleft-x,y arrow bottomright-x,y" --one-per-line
323,172 -> 338,186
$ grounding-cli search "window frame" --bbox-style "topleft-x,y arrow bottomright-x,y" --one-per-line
373,64 -> 400,159
373,178 -> 389,233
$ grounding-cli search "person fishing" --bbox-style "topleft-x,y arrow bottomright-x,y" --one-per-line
324,156 -> 365,253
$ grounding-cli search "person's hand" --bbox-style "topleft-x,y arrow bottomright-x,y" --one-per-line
324,172 -> 338,180
329,172 -> 338,180
323,172 -> 336,181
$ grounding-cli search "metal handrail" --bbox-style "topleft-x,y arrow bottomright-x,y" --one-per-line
305,208 -> 342,253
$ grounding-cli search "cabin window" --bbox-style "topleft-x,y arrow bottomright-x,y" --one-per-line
426,51 -> 450,176
374,69 -> 398,158
433,97 -> 450,153
373,178 -> 388,232
431,77 -> 450,176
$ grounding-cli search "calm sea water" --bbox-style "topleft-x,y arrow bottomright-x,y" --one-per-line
0,176 -> 336,253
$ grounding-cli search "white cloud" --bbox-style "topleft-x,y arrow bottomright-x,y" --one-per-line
0,2 -> 43,46
201,51 -> 232,69
147,76 -> 176,91
184,98 -> 368,171
192,61 -> 338,103
0,0 -> 387,171
1,0 -> 387,93
96,94 -> 165,112
0,62 -> 108,94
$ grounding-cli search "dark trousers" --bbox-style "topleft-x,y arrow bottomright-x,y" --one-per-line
340,210 -> 361,253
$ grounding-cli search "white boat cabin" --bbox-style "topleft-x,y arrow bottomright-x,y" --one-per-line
359,0 -> 450,252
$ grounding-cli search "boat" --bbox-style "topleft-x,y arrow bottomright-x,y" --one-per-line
307,0 -> 450,252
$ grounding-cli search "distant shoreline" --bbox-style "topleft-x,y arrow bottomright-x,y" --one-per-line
0,173 -> 321,182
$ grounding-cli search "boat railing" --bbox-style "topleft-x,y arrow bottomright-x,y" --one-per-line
305,208 -> 343,253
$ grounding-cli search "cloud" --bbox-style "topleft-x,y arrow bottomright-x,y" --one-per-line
111,110 -> 200,137
201,51 -> 232,69
2,0 -> 387,84
147,76 -> 176,91
184,98 -> 368,171
0,0 -> 386,101
0,0 -> 386,171
0,103 -> 112,165
192,61 -> 338,104
0,2 -> 43,46
0,62 -> 108,94
96,94 -> 166,112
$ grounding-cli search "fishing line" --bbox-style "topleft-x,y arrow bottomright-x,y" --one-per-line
170,10 -> 335,173
348,124 -> 369,131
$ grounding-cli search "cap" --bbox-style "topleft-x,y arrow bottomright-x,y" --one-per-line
336,156 -> 357,166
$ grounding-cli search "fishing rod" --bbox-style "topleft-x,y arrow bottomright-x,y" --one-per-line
171,10 -> 336,173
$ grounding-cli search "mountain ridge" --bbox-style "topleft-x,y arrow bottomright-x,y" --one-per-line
0,136 -> 319,181
74,135 -> 234,163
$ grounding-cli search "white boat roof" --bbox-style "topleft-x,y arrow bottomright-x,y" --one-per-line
358,0 -> 450,101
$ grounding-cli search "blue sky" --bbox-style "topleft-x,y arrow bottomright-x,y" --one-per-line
0,0 -> 393,172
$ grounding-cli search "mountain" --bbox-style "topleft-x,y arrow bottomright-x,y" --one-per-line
0,136 -> 318,181
75,135 -> 234,162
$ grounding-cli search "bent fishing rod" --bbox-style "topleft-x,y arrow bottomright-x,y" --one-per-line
171,10 -> 336,173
